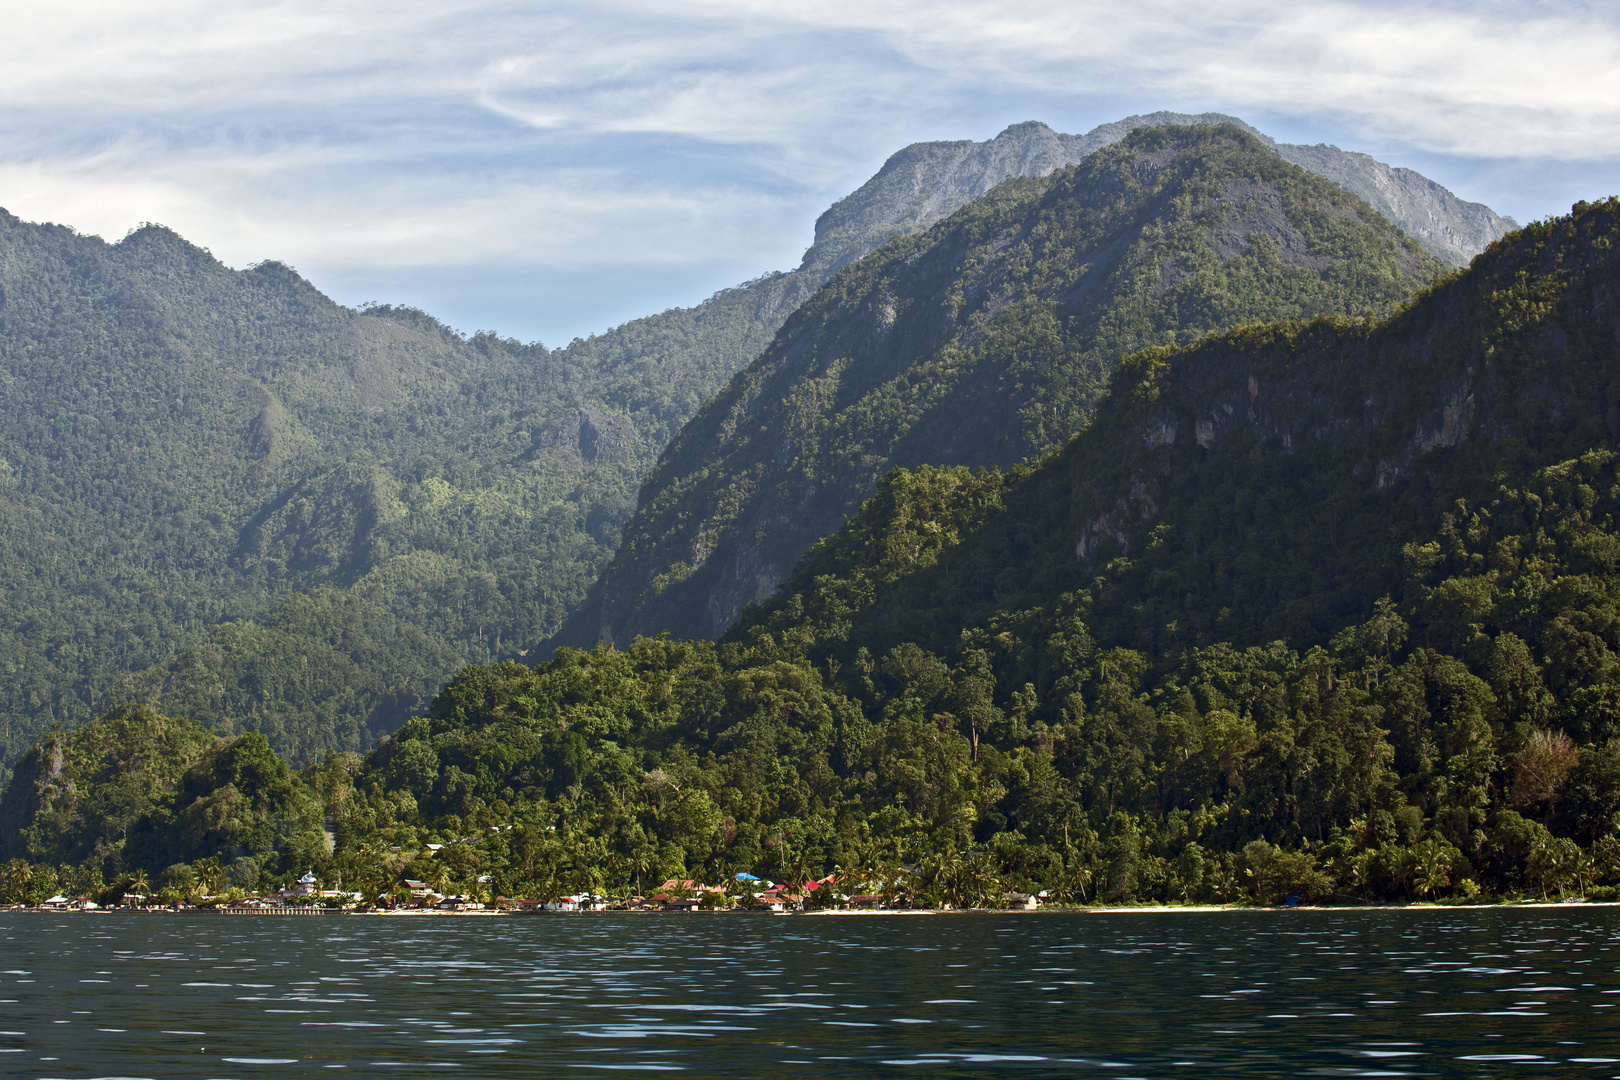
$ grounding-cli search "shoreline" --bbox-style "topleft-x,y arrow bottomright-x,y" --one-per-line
6,899 -> 1614,917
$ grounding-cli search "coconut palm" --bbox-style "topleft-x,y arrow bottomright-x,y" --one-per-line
128,869 -> 150,901
195,857 -> 224,895
1413,839 -> 1455,899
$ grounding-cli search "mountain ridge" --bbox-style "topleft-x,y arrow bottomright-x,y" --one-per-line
0,110 -> 1517,767
735,198 -> 1620,671
552,124 -> 1450,650
9,203 -> 1618,909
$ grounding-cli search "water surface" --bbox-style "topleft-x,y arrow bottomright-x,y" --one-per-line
1,907 -> 1617,1077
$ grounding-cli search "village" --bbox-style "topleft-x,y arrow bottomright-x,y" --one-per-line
8,869 -> 1048,915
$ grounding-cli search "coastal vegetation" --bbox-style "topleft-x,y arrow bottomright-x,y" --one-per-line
5,199 -> 1619,910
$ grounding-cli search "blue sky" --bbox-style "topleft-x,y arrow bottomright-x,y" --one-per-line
5,0 -> 1617,346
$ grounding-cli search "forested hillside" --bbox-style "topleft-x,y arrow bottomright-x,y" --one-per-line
0,112 -> 1517,771
556,125 -> 1448,648
0,214 -> 774,765
0,115 -> 1241,767
7,201 -> 1619,910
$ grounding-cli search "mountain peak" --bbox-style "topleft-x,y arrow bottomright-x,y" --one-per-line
799,112 -> 1514,277
991,120 -> 1058,139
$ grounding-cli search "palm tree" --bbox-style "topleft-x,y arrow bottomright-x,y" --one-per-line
1413,839 -> 1453,899
786,848 -> 813,893
195,856 -> 224,895
967,854 -> 1003,909
1066,860 -> 1095,905
128,869 -> 150,903
1,859 -> 32,905
1574,847 -> 1597,899
1528,837 -> 1580,900
629,845 -> 655,897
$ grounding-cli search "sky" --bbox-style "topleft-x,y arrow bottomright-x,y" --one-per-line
4,0 -> 1618,346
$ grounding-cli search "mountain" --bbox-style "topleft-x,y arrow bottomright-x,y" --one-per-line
7,202 -> 1617,908
737,198 -> 1620,668
0,111 -> 1514,769
554,124 -> 1449,648
805,114 -> 1515,278
1270,142 -> 1515,268
0,214 -> 781,765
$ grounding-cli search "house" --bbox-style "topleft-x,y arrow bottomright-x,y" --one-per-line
544,896 -> 580,912
1004,892 -> 1037,910
401,879 -> 434,902
651,878 -> 701,901
847,894 -> 886,909
435,895 -> 486,911
500,897 -> 544,912
664,897 -> 703,911
611,895 -> 660,911
761,884 -> 811,909
41,895 -> 72,909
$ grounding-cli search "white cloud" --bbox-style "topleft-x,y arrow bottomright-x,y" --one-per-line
1,0 -> 1616,340
0,146 -> 794,271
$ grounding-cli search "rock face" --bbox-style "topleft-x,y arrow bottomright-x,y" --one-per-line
1271,143 -> 1516,267
802,114 -> 1515,278
549,125 -> 1450,650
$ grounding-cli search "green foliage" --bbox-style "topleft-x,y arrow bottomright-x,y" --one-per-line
0,140 -> 1580,911
0,212 -> 806,766
0,705 -> 214,869
560,124 -> 1446,647
745,199 -> 1620,673
0,703 -> 326,889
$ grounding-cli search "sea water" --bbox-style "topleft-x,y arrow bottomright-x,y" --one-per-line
1,907 -> 1617,1077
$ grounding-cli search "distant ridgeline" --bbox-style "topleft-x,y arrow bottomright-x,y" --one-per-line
553,125 -> 1451,648
7,201 -> 1616,910
0,114 -> 1512,769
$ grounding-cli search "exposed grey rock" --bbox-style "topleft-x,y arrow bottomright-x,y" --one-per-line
801,113 -> 1253,276
802,115 -> 1517,275
1271,144 -> 1516,267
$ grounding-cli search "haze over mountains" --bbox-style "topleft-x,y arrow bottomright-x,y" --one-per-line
0,112 -> 1514,769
